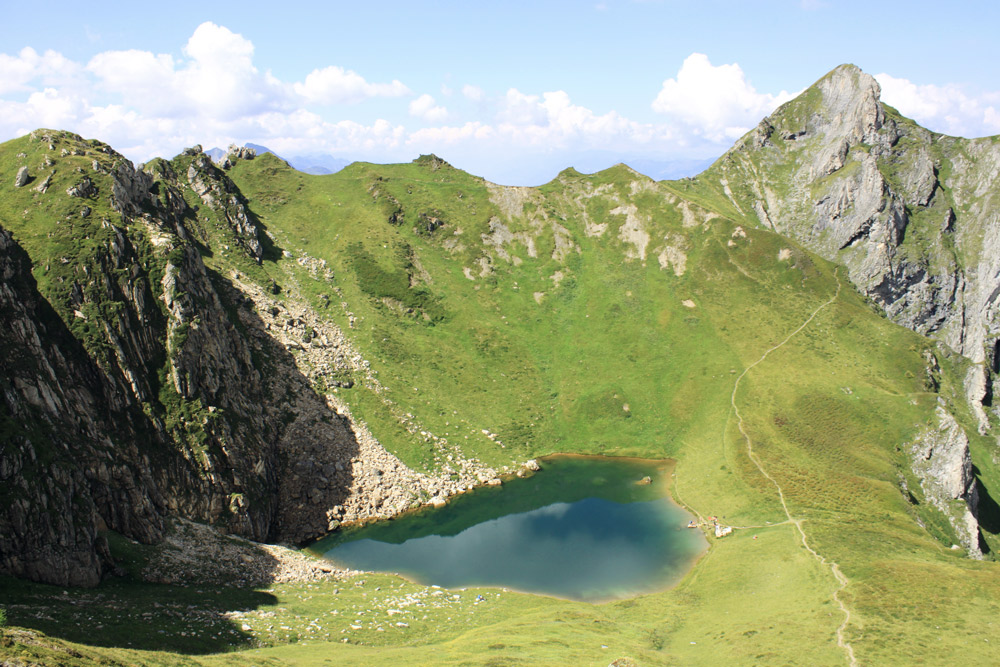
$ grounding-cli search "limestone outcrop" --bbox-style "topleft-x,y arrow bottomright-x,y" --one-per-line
910,406 -> 982,558
704,63 -> 1000,435
13,165 -> 28,187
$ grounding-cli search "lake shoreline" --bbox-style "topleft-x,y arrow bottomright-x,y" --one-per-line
311,454 -> 709,603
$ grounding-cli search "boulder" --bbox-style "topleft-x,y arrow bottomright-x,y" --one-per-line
66,177 -> 96,198
33,172 -> 53,193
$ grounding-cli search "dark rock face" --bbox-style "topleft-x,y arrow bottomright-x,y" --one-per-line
0,226 -> 162,586
0,133 -> 360,586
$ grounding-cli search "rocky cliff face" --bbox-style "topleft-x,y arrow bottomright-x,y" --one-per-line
0,131 -> 492,586
910,405 -> 982,557
0,225 -> 163,585
702,65 -> 1000,425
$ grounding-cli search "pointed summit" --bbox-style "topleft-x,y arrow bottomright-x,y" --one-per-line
698,61 -> 1000,396
743,63 -> 896,157
810,63 -> 891,146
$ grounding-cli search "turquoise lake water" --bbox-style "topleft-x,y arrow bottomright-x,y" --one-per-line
311,455 -> 707,602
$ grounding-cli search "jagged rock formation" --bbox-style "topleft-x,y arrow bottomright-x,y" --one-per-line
0,131 -> 493,586
701,64 -> 1000,434
910,405 -> 982,557
0,226 -> 162,586
220,144 -> 256,170
185,153 -> 264,260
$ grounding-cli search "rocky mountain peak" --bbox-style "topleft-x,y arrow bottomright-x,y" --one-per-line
812,63 -> 891,146
748,63 -> 895,159
703,63 -> 1000,453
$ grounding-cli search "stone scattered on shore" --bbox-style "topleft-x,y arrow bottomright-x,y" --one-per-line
141,518 -> 356,587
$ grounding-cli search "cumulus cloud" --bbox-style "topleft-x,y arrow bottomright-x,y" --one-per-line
462,84 -> 485,102
652,53 -> 794,141
0,47 -> 84,95
0,21 -> 421,164
408,88 -> 669,160
409,94 -> 448,122
87,22 -> 291,121
294,65 -> 409,105
497,88 -> 548,125
483,88 -> 666,150
407,121 -> 495,146
0,88 -> 87,131
875,73 -> 1000,138
1,33 -> 782,179
30,30 -> 1000,187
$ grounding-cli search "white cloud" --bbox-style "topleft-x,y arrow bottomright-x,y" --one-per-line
0,88 -> 87,132
0,36 -> 828,185
176,22 -> 284,119
84,21 -> 408,118
483,88 -> 667,149
497,88 -> 548,125
87,50 -> 182,114
462,84 -> 485,102
875,73 -> 1000,138
408,121 -> 495,145
0,21 -> 423,164
87,22 -> 290,121
0,47 -> 84,95
406,88 -> 672,176
294,65 -> 409,105
652,53 -> 793,142
409,94 -> 448,122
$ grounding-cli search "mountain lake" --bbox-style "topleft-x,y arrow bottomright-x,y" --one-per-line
310,455 -> 708,602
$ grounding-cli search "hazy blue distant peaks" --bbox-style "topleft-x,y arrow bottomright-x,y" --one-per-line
207,142 -> 352,176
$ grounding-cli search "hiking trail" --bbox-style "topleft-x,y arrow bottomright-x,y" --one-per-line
730,270 -> 857,667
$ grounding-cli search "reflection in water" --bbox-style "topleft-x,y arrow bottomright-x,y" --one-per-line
319,457 -> 706,602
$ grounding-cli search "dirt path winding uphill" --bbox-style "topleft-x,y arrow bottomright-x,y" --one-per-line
730,271 -> 858,667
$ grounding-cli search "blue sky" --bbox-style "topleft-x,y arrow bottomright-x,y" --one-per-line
2,1 -> 998,184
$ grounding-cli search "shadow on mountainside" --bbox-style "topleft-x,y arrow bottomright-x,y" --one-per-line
1,267 -> 364,656
973,466 -> 1000,556
210,266 -> 364,547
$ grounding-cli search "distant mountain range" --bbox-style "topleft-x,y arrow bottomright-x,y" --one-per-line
206,143 -> 352,175
206,143 -> 713,183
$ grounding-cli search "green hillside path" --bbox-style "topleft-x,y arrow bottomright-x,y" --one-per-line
731,270 -> 856,666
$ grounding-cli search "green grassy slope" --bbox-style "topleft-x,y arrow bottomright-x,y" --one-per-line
4,142 -> 1000,665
